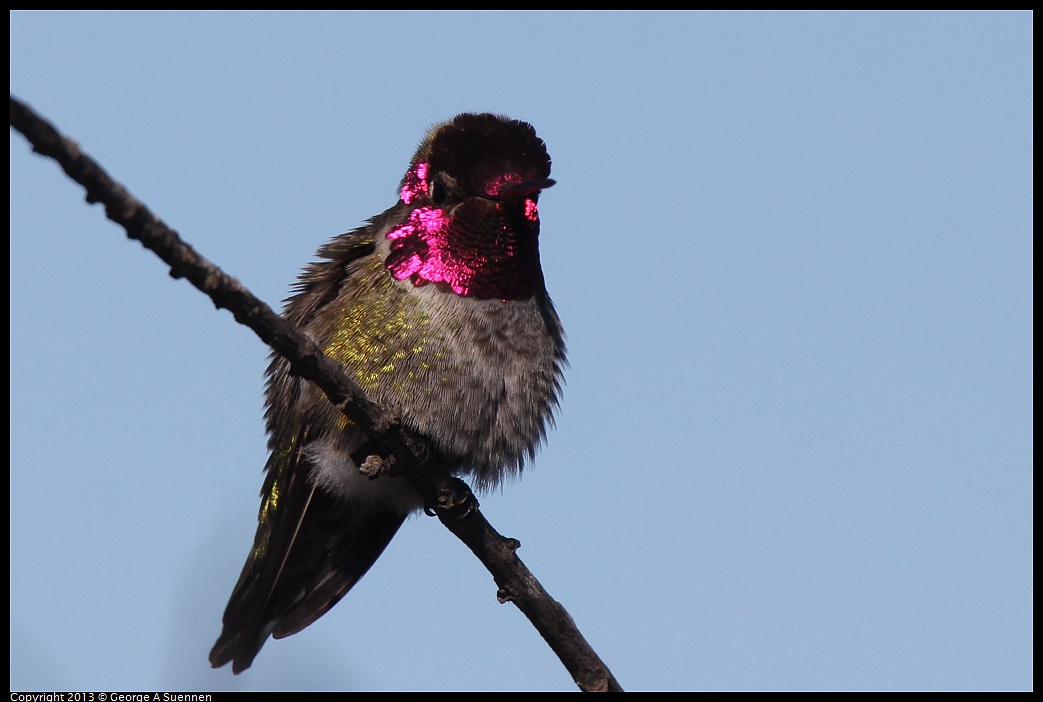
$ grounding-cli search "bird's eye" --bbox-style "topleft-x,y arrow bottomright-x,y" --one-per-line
429,180 -> 448,205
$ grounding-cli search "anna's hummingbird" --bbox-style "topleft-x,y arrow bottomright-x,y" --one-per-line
209,113 -> 566,674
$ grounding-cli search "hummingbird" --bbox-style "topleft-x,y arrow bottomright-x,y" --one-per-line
209,113 -> 566,674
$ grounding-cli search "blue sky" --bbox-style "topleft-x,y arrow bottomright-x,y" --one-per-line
10,11 -> 1032,692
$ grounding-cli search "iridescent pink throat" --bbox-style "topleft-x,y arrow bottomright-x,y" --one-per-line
384,161 -> 542,301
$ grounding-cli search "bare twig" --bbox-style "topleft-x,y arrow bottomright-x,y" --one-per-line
10,94 -> 622,692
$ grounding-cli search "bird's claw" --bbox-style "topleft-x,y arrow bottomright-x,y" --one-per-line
423,477 -> 478,519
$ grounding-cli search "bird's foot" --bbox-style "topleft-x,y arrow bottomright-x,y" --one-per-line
359,453 -> 395,479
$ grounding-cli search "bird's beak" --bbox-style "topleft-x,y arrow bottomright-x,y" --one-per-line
493,178 -> 556,201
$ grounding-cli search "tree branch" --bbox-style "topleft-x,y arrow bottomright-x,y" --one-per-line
10,94 -> 622,692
